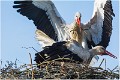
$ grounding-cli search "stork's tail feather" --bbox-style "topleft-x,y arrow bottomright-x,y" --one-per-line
34,41 -> 83,67
35,29 -> 55,47
89,55 -> 99,67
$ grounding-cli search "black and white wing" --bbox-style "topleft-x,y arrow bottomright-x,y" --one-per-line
13,0 -> 68,44
84,0 -> 115,49
35,41 -> 83,65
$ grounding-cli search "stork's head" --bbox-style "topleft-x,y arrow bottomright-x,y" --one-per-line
74,12 -> 81,26
92,46 -> 117,59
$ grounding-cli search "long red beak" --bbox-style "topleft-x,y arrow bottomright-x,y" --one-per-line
104,50 -> 117,59
76,18 -> 80,26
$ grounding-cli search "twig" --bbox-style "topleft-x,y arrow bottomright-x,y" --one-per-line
29,53 -> 34,79
38,53 -> 46,61
112,65 -> 118,72
105,59 -> 106,70
99,58 -> 104,67
22,47 -> 29,49
29,47 -> 38,52
107,68 -> 112,72
22,47 -> 38,52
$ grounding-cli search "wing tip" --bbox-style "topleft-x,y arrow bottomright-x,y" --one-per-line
14,1 -> 23,4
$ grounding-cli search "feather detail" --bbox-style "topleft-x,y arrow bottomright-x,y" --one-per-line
35,29 -> 55,47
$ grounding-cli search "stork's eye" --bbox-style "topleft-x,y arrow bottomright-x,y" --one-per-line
101,47 -> 105,50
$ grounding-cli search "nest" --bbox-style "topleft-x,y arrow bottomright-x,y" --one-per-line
33,58 -> 119,79
0,58 -> 119,79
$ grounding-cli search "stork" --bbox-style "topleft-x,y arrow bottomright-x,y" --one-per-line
13,0 -> 115,63
13,0 -> 115,49
34,40 -> 117,64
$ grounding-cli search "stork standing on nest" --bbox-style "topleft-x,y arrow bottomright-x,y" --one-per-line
13,0 -> 115,63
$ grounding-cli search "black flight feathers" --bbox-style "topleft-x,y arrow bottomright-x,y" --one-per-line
34,41 -> 83,65
13,1 -> 58,41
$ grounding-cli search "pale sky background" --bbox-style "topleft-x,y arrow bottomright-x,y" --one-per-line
1,0 -> 119,70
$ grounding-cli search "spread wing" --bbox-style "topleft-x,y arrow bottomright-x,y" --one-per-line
84,0 -> 115,49
13,0 -> 67,42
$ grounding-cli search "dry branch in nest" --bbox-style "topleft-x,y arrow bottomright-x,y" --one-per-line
34,58 -> 119,79
0,59 -> 119,79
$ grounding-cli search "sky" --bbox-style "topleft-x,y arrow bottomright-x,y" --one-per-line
1,0 -> 119,70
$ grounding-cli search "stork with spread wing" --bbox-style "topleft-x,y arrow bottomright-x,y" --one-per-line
13,0 -> 115,63
81,0 -> 115,50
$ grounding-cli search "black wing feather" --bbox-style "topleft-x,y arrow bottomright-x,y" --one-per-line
98,0 -> 115,48
13,1 -> 58,41
34,41 -> 83,65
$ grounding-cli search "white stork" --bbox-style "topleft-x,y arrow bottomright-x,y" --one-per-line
34,40 -> 117,64
65,40 -> 117,63
13,0 -> 115,49
13,0 -> 115,63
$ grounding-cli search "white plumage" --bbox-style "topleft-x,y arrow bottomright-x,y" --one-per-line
64,40 -> 117,63
13,0 -> 115,64
88,0 -> 106,44
35,29 -> 55,47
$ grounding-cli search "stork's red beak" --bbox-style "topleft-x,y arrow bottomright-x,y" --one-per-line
104,50 -> 117,59
76,17 -> 80,26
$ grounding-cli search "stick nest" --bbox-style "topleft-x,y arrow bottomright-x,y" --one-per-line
0,59 -> 119,79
